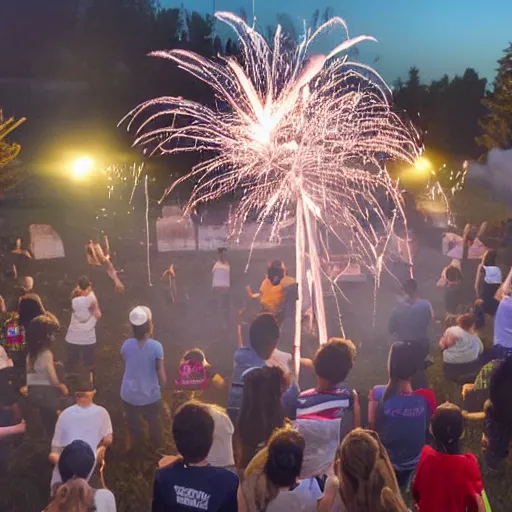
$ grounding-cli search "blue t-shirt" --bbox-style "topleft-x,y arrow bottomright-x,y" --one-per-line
121,338 -> 164,406
152,462 -> 239,512
388,298 -> 432,342
372,385 -> 434,472
494,296 -> 512,349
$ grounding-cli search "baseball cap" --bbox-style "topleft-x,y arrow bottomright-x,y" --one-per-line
129,306 -> 152,326
58,440 -> 95,482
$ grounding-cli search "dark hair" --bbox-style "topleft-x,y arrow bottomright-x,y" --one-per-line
402,279 -> 417,297
456,313 -> 475,331
488,357 -> 512,426
383,342 -> 416,401
173,401 -> 214,464
314,338 -> 356,386
482,249 -> 497,267
69,370 -> 95,393
445,266 -> 462,283
264,428 -> 305,488
58,440 -> 95,482
183,348 -> 206,364
77,276 -> 92,291
267,260 -> 285,286
430,403 -> 464,455
249,313 -> 280,359
18,293 -> 46,330
236,366 -> 286,470
444,313 -> 458,329
25,313 -> 60,365
132,321 -> 152,341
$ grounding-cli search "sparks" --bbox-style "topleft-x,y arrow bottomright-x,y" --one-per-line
122,12 -> 420,364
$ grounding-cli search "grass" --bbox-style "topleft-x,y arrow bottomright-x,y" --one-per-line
0,245 -> 510,512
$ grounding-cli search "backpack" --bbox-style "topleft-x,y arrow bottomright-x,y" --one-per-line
175,360 -> 208,389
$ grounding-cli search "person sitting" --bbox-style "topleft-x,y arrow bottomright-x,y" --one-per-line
228,313 -> 298,423
318,428 -> 408,512
368,342 -> 436,490
238,427 -> 322,512
50,440 -> 116,511
49,371 -> 113,492
462,357 -> 505,413
439,314 -> 484,382
175,348 -> 224,390
234,365 -> 288,473
151,401 -> 239,512
475,249 -> 502,316
160,402 -> 235,470
388,279 -> 433,388
25,314 -> 69,436
482,357 -> 512,470
413,403 -> 485,512
294,338 -> 360,479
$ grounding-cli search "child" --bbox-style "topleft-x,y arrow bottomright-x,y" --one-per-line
413,403 -> 485,512
212,248 -> 230,329
175,348 -> 224,390
294,338 -> 360,479
475,249 -> 502,316
437,260 -> 463,314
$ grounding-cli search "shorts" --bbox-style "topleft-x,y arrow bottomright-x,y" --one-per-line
67,343 -> 95,371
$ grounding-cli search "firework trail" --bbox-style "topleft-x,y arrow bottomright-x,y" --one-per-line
122,12 -> 420,364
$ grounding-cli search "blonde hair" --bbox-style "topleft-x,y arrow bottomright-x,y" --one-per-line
45,478 -> 95,512
337,429 -> 408,512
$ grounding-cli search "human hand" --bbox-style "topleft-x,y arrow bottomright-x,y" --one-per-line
462,383 -> 475,400
96,445 -> 107,463
19,386 -> 28,397
59,383 -> 69,396
14,419 -> 26,435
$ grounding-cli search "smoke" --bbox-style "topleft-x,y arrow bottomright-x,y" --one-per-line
466,148 -> 512,204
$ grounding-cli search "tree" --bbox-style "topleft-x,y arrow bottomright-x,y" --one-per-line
478,43 -> 512,150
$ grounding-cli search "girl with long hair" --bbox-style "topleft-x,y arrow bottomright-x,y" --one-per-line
234,366 -> 287,473
368,342 -> 436,490
413,403 -> 486,512
475,249 -> 502,316
318,428 -> 408,512
239,427 -> 322,512
25,314 -> 69,435
44,478 -> 96,512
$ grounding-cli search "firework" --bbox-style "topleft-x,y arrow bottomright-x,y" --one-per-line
122,13 -> 420,364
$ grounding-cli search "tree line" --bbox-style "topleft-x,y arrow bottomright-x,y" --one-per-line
0,0 -> 510,163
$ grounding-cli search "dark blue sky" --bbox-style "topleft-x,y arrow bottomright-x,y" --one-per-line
163,0 -> 511,85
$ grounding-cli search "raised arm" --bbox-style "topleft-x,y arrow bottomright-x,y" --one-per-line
496,267 -> 512,302
475,264 -> 483,299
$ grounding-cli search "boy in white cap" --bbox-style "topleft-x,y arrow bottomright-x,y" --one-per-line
121,306 -> 166,452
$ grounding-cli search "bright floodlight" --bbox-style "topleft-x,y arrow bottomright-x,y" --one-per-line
72,157 -> 94,178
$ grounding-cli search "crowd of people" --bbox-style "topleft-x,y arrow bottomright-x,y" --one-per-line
0,237 -> 511,512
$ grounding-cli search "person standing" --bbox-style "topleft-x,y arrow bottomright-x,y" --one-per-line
492,267 -> 512,358
388,279 -> 434,388
65,277 -> 101,378
475,249 -> 502,316
121,306 -> 166,452
212,248 -> 230,330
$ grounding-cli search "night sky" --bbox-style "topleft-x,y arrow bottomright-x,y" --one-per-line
163,0 -> 511,85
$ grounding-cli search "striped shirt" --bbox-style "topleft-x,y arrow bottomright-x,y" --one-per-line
296,386 -> 354,420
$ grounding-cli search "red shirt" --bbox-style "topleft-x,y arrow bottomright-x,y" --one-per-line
413,445 -> 483,512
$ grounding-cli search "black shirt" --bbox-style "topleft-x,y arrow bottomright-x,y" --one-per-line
152,462 -> 238,512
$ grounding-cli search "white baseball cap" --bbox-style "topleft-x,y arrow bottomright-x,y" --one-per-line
129,306 -> 152,326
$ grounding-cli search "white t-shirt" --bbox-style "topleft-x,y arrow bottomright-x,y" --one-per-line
26,350 -> 54,386
212,261 -> 230,288
206,405 -> 235,467
66,292 -> 98,346
483,266 -> 502,284
442,326 -> 484,364
51,403 -> 113,488
94,489 -> 117,512
267,349 -> 293,373
266,478 -> 323,512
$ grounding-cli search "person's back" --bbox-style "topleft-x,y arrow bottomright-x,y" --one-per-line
152,402 -> 238,512
121,337 -> 162,406
441,325 -> 483,364
374,386 -> 430,473
389,298 -> 432,342
494,295 -> 512,351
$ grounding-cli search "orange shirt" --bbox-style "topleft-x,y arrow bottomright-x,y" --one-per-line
259,275 -> 296,314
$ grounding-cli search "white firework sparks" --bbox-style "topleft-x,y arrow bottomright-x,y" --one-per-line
122,12 -> 420,360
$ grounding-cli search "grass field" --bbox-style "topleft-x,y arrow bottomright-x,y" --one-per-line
0,244 -> 510,512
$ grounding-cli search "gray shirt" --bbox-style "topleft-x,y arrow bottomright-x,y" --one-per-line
388,298 -> 432,342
